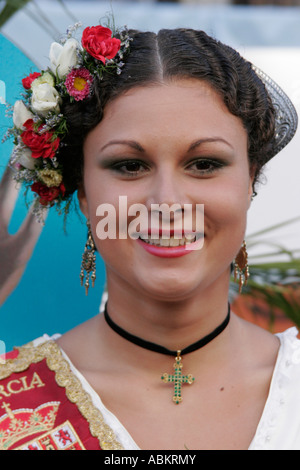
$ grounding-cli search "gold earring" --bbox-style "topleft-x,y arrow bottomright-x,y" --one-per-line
80,220 -> 96,295
234,240 -> 249,294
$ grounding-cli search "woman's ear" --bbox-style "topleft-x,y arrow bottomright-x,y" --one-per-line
77,184 -> 89,218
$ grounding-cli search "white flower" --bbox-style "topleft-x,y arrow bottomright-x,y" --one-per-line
18,147 -> 39,170
31,71 -> 55,88
31,72 -> 61,116
13,100 -> 34,129
49,38 -> 79,78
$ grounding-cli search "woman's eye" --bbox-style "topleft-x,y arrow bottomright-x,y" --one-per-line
187,158 -> 223,175
111,160 -> 148,176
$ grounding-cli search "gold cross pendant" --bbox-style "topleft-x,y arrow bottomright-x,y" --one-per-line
161,350 -> 195,404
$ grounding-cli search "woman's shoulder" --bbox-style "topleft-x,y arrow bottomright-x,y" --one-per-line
247,324 -> 300,391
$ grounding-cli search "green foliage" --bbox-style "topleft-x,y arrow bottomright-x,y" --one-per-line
233,216 -> 300,328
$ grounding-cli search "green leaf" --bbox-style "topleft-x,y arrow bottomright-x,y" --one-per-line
247,216 -> 300,240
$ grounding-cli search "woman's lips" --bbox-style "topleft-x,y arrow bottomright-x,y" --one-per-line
136,233 -> 204,258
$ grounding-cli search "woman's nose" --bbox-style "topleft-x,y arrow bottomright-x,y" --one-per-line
145,169 -> 186,226
146,168 -> 184,207
143,167 -> 204,237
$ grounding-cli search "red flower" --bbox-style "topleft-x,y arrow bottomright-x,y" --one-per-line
81,25 -> 121,64
21,119 -> 60,159
31,182 -> 66,205
22,72 -> 41,90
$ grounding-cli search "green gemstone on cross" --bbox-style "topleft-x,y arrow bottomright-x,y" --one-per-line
161,350 -> 195,404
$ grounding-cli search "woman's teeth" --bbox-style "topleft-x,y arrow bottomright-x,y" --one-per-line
139,235 -> 197,247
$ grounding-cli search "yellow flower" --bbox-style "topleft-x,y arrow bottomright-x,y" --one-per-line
38,169 -> 63,187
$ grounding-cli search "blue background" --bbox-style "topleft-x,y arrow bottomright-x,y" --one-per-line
0,34 -> 106,351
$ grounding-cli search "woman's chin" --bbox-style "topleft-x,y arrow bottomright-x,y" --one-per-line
133,275 -> 204,303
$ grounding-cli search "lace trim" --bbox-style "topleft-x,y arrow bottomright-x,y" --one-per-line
0,340 -> 123,450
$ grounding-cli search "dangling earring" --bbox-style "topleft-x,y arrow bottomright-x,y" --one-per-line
234,240 -> 249,294
80,220 -> 96,295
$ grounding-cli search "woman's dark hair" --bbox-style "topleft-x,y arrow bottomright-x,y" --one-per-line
60,28 -> 275,194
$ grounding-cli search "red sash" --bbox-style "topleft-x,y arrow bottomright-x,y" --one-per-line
0,340 -> 123,450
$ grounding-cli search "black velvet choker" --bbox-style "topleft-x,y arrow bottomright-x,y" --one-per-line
103,302 -> 231,404
104,302 -> 230,356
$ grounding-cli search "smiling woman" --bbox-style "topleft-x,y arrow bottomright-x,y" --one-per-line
79,79 -> 250,304
0,23 -> 299,451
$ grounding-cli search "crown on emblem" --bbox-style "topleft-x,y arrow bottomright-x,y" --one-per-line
0,401 -> 59,450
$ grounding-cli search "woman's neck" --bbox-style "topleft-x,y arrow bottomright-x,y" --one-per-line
57,269 -> 247,386
103,270 -> 232,353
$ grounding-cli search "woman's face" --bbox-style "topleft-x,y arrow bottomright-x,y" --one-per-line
80,79 -> 253,301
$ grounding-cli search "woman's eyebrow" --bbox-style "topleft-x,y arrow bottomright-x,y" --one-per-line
100,140 -> 145,152
188,138 -> 234,152
100,137 -> 233,154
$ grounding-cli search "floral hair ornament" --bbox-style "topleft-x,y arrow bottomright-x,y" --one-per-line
5,22 -> 132,222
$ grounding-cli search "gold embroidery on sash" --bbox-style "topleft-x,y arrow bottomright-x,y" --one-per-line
0,341 -> 123,450
16,420 -> 85,450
